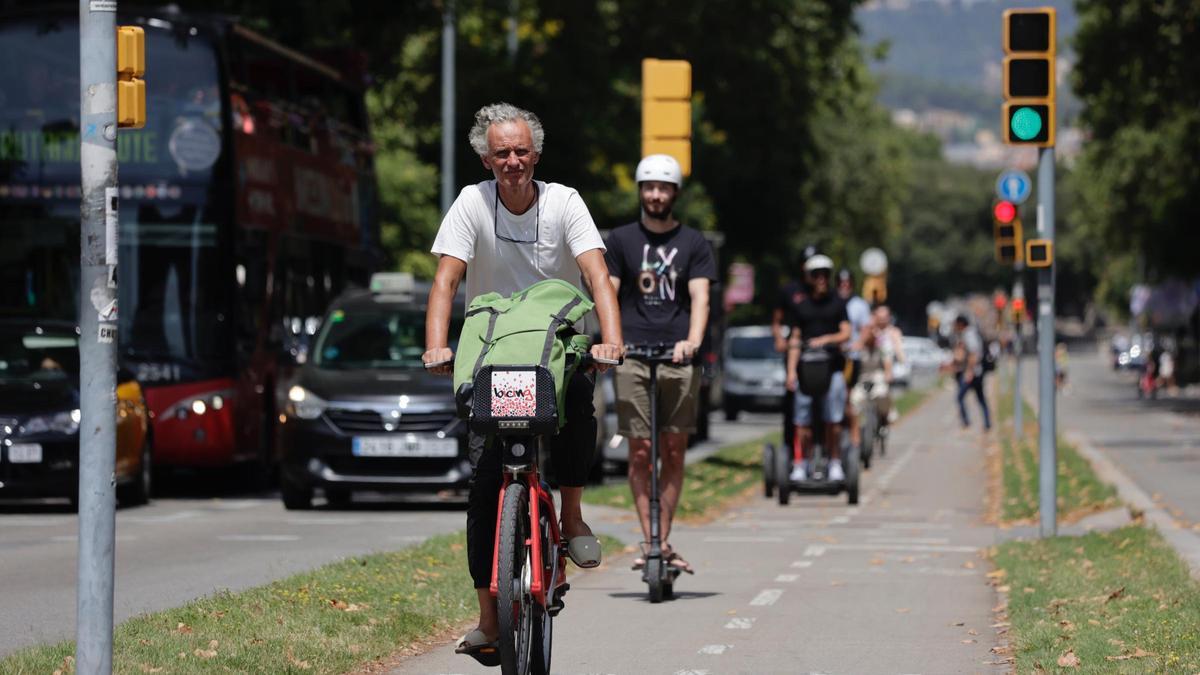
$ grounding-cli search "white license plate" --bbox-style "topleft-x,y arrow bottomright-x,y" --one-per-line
352,435 -> 458,458
8,443 -> 43,464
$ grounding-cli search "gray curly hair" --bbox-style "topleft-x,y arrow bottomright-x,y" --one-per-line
468,102 -> 545,157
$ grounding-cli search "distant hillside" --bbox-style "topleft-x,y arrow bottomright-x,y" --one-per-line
858,0 -> 1078,118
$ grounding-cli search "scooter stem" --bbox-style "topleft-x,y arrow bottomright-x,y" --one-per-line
648,361 -> 661,555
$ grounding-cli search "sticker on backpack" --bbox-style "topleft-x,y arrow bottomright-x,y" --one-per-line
490,370 -> 537,418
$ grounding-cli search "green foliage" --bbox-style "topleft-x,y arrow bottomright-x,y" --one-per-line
1070,0 -> 1200,297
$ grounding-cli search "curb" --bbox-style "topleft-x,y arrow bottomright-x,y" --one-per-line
1065,430 -> 1200,582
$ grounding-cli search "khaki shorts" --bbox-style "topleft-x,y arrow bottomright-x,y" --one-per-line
614,361 -> 701,438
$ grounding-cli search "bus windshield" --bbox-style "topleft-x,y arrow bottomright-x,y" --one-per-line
0,17 -> 229,365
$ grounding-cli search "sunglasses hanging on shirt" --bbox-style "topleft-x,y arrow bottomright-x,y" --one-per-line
494,182 -> 539,244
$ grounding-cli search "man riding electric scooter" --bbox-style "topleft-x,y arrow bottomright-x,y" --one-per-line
785,255 -> 851,483
606,154 -> 715,583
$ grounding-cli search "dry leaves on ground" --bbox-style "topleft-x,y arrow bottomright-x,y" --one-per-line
1107,648 -> 1153,661
1057,649 -> 1081,668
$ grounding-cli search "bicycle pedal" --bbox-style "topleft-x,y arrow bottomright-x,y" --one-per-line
547,583 -> 570,616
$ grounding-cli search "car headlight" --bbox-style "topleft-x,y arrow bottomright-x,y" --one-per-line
22,409 -> 81,436
287,386 -> 326,420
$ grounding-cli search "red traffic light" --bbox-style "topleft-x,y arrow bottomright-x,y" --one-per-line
1012,297 -> 1026,313
993,200 -> 1017,223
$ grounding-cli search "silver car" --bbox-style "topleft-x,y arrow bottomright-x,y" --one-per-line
721,326 -> 787,421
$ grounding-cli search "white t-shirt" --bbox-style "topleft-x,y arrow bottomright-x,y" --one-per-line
431,180 -> 606,305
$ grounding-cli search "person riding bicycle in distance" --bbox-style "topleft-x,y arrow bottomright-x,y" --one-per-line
421,103 -> 624,658
605,154 -> 716,575
785,254 -> 851,482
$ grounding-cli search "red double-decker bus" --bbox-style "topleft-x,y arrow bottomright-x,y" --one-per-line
0,6 -> 381,470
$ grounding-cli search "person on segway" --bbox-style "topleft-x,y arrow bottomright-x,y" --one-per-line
785,255 -> 851,482
837,268 -> 872,457
605,153 -> 716,577
771,245 -> 816,470
421,103 -> 623,661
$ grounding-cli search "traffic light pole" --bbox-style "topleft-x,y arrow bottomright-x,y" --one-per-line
77,1 -> 119,671
1036,146 -> 1056,538
1012,268 -> 1024,435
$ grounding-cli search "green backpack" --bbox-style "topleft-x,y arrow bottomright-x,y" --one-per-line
453,279 -> 594,433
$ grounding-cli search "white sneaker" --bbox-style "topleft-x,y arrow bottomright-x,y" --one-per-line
789,462 -> 808,482
887,409 -> 899,423
827,459 -> 846,482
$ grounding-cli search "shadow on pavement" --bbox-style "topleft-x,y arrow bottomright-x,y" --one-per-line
606,591 -> 721,602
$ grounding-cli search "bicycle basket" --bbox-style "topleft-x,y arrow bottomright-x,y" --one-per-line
798,349 -> 833,397
470,364 -> 560,435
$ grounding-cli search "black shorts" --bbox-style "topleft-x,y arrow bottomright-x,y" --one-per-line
845,358 -> 862,389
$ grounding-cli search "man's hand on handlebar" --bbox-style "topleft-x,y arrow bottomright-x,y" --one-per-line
786,374 -> 798,392
589,343 -> 624,373
422,347 -> 454,375
672,339 -> 699,364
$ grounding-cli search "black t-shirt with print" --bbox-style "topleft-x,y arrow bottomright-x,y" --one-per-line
604,221 -> 718,345
775,278 -> 809,329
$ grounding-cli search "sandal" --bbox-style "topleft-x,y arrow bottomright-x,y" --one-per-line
663,544 -> 695,575
631,542 -> 651,571
454,628 -> 500,667
566,534 -> 601,568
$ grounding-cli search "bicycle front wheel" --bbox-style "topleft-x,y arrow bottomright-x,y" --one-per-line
498,483 -> 533,675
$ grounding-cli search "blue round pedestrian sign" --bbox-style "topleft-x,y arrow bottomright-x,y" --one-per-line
995,170 -> 1032,205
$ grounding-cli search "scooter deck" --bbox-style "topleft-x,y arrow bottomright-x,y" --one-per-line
786,478 -> 844,494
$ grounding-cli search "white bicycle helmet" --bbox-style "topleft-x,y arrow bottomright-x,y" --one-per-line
804,254 -> 835,273
635,154 -> 683,187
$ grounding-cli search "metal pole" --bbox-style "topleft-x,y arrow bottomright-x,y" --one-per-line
440,0 -> 456,215
1013,269 -> 1024,434
506,0 -> 519,65
77,1 -> 119,671
1036,147 -> 1057,538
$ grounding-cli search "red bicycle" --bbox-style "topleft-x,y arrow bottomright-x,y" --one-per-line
453,354 -> 617,674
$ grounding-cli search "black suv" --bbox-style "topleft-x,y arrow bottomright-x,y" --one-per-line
278,275 -> 466,509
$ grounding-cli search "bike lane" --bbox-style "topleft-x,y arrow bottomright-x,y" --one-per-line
390,385 -> 1007,675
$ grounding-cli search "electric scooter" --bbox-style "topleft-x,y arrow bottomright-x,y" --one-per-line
771,347 -> 860,505
625,343 -> 689,603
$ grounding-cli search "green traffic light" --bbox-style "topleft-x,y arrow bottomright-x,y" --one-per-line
1011,107 -> 1043,141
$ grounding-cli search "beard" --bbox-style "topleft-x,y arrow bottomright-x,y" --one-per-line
641,199 -> 674,220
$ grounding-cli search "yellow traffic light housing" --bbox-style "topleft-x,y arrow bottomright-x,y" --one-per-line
117,26 -> 146,129
994,204 -> 1024,265
1001,8 -> 1055,147
1025,239 -> 1053,268
862,274 -> 887,306
642,58 -> 692,176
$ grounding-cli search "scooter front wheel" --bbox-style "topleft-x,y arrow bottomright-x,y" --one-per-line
646,558 -> 665,603
775,445 -> 791,506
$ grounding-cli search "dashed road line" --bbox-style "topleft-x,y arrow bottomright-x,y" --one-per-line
818,543 -> 978,553
216,534 -> 301,542
867,537 -> 952,545
750,589 -> 784,606
774,573 -> 800,582
803,544 -> 827,557
791,560 -> 814,568
725,617 -> 756,629
697,644 -> 732,655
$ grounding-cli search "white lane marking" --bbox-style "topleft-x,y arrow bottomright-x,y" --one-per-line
703,536 -> 784,543
803,545 -> 826,557
867,537 -> 952,545
216,534 -> 300,542
725,617 -> 756,629
675,670 -> 710,675
750,589 -> 784,606
791,560 -> 814,569
877,522 -> 953,530
52,534 -> 138,543
123,510 -> 201,524
698,644 -> 732,655
775,574 -> 800,583
819,543 -> 978,553
831,515 -> 851,524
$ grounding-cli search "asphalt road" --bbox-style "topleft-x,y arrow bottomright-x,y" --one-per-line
0,414 -> 769,658
395,385 -> 1007,675
1022,349 -> 1200,527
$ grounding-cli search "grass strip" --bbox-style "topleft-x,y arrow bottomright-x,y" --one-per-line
995,376 -> 1118,523
994,525 -> 1200,672
1,531 -> 623,674
583,434 -> 774,519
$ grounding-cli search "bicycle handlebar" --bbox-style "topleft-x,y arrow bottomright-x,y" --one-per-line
623,342 -> 693,366
423,352 -> 624,370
